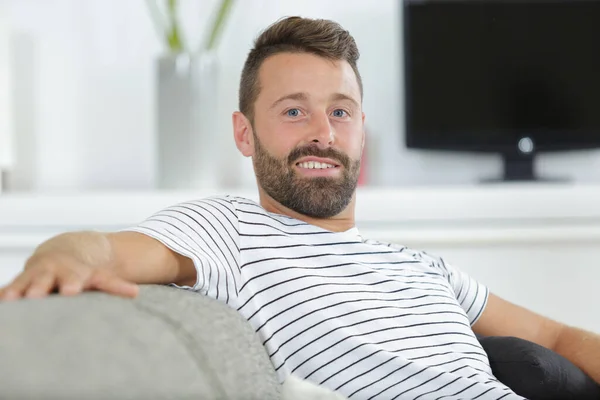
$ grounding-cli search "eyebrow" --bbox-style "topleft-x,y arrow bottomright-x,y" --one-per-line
269,92 -> 360,110
330,93 -> 360,108
269,92 -> 309,110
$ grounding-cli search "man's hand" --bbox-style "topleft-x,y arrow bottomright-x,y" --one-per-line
0,231 -> 139,301
0,254 -> 139,301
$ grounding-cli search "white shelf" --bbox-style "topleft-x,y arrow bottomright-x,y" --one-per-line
0,183 -> 598,224
0,183 -> 599,248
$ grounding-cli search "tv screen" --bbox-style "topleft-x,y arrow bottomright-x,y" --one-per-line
403,0 -> 600,153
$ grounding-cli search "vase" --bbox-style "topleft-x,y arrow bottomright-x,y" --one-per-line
155,52 -> 220,190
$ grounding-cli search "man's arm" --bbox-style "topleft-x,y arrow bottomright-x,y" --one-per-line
0,230 -> 197,300
473,293 -> 600,383
108,231 -> 197,287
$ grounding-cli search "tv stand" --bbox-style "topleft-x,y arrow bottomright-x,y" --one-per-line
481,153 -> 570,183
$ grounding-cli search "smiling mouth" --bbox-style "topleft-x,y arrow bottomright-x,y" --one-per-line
295,161 -> 340,170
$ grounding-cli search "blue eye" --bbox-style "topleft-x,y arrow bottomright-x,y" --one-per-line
332,109 -> 347,118
287,109 -> 300,117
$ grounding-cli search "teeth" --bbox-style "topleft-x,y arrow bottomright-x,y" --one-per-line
298,161 -> 335,169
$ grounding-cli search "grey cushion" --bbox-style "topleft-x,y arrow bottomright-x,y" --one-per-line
0,284 -> 281,400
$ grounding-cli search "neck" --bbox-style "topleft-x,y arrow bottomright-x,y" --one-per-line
256,188 -> 357,233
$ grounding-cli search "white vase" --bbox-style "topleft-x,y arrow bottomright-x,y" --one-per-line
155,52 -> 220,190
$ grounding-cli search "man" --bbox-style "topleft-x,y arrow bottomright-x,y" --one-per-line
1,16 -> 599,400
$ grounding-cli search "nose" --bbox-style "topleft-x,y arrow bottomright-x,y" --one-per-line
309,112 -> 335,148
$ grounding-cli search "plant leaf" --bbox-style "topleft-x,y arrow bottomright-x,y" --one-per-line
204,0 -> 235,51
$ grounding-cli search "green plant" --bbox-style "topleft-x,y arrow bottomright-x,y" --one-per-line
145,0 -> 235,53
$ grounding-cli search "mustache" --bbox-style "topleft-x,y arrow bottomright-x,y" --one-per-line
287,144 -> 351,169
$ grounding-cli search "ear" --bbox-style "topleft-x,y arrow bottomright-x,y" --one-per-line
232,111 -> 255,157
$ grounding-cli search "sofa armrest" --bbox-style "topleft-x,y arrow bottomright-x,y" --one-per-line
0,284 -> 281,400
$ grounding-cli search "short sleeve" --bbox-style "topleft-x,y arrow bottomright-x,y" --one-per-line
414,250 -> 489,325
122,196 -> 241,304
439,259 -> 489,325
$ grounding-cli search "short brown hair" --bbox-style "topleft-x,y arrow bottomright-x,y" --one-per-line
239,16 -> 363,123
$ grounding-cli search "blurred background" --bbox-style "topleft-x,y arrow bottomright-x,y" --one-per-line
1,0 -> 599,192
1,0 -> 600,332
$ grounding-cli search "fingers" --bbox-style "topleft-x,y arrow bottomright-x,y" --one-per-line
24,271 -> 57,298
1,263 -> 69,301
0,256 -> 139,302
0,258 -> 87,301
56,268 -> 86,297
0,270 -> 34,301
86,269 -> 139,298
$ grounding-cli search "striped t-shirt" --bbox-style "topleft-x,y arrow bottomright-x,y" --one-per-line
126,195 -> 524,400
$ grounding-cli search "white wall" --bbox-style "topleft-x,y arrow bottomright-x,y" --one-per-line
0,3 -> 13,182
4,0 -> 600,192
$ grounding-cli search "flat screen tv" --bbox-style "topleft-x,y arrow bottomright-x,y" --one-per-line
402,0 -> 600,181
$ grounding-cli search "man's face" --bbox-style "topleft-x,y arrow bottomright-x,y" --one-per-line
249,52 -> 365,218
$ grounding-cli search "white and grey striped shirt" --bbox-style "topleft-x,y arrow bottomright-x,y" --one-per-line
126,195 -> 524,400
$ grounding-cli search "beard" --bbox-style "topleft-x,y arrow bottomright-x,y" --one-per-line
252,132 -> 362,219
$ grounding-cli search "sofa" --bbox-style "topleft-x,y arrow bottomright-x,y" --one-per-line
0,284 -> 599,400
0,284 -> 281,399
